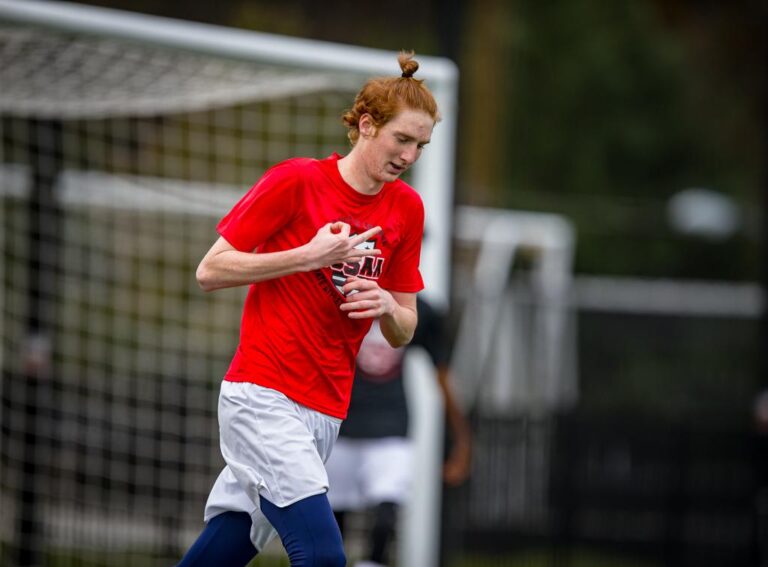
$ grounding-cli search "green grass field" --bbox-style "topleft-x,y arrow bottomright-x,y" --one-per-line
450,549 -> 662,567
18,547 -> 661,567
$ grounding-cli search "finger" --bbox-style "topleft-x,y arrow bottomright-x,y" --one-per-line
340,299 -> 375,311
343,293 -> 377,306
340,295 -> 378,310
346,308 -> 379,319
341,278 -> 360,297
342,277 -> 375,295
330,221 -> 351,236
345,248 -> 381,260
443,467 -> 461,486
341,285 -> 363,297
341,286 -> 376,300
443,461 -> 467,486
351,226 -> 382,245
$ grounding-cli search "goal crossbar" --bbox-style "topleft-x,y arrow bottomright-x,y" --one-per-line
0,4 -> 458,567
0,0 -> 458,81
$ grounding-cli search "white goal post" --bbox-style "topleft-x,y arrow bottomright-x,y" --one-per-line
0,2 -> 458,566
0,0 -> 458,303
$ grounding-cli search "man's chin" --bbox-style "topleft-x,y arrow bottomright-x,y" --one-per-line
384,168 -> 404,180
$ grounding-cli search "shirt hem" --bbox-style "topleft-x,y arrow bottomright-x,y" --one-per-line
260,487 -> 329,509
223,374 -> 348,420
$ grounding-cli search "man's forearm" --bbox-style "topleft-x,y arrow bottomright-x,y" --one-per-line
196,247 -> 309,292
379,303 -> 418,347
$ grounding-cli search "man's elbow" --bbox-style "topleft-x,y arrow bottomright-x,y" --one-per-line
381,304 -> 417,347
385,328 -> 415,348
195,262 -> 217,292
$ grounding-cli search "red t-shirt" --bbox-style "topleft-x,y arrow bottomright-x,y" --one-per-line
216,153 -> 425,418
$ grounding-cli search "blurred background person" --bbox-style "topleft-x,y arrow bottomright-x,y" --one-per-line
326,295 -> 472,567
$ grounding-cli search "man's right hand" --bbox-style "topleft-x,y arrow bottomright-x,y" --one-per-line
301,222 -> 382,271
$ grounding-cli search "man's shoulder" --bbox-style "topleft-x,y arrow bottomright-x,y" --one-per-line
389,178 -> 423,202
256,157 -> 325,191
268,156 -> 319,174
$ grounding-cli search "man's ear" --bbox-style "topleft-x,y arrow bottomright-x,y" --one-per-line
359,113 -> 377,139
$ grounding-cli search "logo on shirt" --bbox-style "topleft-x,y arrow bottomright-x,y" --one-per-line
331,237 -> 385,296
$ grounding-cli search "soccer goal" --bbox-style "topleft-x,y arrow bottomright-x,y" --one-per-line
441,206 -> 577,553
0,1 -> 457,565
451,205 -> 577,416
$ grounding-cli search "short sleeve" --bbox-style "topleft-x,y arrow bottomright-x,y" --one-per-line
216,161 -> 301,252
379,192 -> 425,293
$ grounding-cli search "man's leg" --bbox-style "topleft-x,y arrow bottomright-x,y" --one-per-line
358,437 -> 412,566
260,492 -> 346,567
176,511 -> 258,567
368,501 -> 398,565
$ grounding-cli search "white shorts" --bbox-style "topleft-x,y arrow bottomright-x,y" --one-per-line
325,436 -> 413,511
204,381 -> 341,549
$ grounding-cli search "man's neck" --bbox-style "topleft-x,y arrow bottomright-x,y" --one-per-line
337,153 -> 383,196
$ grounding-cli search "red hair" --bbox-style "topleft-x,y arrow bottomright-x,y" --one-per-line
342,50 -> 440,145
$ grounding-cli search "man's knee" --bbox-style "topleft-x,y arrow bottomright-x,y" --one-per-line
176,511 -> 257,567
259,493 -> 346,566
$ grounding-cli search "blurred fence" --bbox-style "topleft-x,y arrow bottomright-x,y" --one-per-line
440,274 -> 764,567
441,412 -> 764,567
550,413 -> 760,566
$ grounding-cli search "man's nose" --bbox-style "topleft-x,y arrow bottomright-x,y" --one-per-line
401,145 -> 419,164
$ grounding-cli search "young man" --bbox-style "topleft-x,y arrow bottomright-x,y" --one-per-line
177,51 -> 439,567
325,296 -> 472,567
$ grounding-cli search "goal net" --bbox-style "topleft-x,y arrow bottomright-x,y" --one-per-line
0,2 -> 457,566
439,206 -> 577,558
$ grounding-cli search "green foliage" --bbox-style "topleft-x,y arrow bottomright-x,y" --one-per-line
507,3 -> 689,194
496,1 -> 761,279
578,312 -> 760,426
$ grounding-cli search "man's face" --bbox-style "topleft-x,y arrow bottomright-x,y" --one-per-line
359,108 -> 434,184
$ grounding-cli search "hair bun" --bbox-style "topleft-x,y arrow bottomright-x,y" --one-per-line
398,50 -> 419,79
